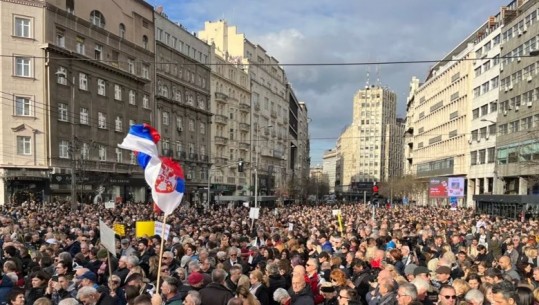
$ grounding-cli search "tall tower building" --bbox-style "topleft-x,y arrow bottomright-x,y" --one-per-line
337,85 -> 397,199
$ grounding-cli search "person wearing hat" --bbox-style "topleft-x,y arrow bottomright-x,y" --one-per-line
119,238 -> 135,258
432,266 -> 452,290
77,271 -> 98,289
404,264 -> 418,282
319,282 -> 337,305
187,272 -> 206,290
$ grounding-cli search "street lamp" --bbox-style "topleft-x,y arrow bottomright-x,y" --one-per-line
55,70 -> 77,211
254,125 -> 272,210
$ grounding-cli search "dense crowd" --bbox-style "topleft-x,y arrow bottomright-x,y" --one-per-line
0,201 -> 536,305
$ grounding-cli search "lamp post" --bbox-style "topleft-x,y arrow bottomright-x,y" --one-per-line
56,70 -> 77,211
254,125 -> 272,209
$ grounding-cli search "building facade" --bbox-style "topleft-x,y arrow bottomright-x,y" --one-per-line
385,118 -> 405,180
44,0 -> 155,203
468,17 -> 502,203
297,101 -> 311,189
0,0 -> 49,203
207,41 -> 251,199
199,20 -> 290,197
322,148 -> 338,193
404,77 -> 421,176
495,0 -> 539,195
154,11 -> 212,204
409,33 -> 475,206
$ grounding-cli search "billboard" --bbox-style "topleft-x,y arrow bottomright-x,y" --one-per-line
429,177 -> 465,198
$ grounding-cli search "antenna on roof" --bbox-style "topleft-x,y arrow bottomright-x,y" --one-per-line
365,66 -> 370,89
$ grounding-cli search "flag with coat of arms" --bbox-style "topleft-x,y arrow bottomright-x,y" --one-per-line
118,124 -> 185,216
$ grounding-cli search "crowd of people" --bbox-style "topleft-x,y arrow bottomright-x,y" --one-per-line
0,200 -> 536,305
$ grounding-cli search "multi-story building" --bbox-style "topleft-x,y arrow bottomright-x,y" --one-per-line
154,10 -> 212,204
322,148 -> 338,193
385,118 -> 405,180
468,16 -> 502,204
493,1 -> 539,195
408,31 -> 475,206
0,0 -> 49,203
199,20 -> 290,197
404,77 -> 421,176
44,0 -> 155,203
341,85 -> 397,184
207,41 -> 251,199
297,101 -> 310,186
287,86 -> 310,199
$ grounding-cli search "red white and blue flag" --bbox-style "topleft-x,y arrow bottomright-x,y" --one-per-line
118,124 -> 185,215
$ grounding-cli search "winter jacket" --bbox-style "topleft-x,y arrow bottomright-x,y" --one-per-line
199,283 -> 234,305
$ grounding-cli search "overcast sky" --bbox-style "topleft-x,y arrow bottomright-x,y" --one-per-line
146,0 -> 508,165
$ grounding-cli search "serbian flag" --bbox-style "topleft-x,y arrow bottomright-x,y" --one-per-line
118,124 -> 185,216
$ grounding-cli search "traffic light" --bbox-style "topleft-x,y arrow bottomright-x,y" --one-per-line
372,183 -> 379,198
238,159 -> 244,172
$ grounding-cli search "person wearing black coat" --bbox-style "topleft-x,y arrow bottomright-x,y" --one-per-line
268,270 -> 287,305
199,269 -> 234,305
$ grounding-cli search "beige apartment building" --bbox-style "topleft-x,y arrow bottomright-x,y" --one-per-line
468,18 -> 502,206
339,85 -> 397,186
322,148 -> 338,193
206,39 -> 251,198
154,11 -> 212,204
199,20 -> 291,197
404,77 -> 421,176
0,0 -> 48,203
296,101 -> 310,188
409,35 -> 474,206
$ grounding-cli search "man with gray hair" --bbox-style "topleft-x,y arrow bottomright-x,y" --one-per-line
58,299 -> 79,305
76,287 -> 98,305
273,288 -> 291,305
184,290 -> 202,305
397,283 -> 417,305
199,269 -> 234,305
465,289 -> 485,305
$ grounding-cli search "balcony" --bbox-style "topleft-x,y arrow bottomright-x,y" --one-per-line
239,102 -> 250,111
177,150 -> 186,160
239,123 -> 250,131
200,155 -> 209,162
162,149 -> 174,157
214,114 -> 228,125
239,142 -> 250,150
215,92 -> 228,103
215,136 -> 228,145
260,147 -> 273,157
215,157 -> 228,166
188,153 -> 198,161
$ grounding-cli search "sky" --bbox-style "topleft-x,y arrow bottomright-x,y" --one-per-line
145,0 -> 509,165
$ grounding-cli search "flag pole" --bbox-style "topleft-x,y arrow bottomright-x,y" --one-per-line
155,213 -> 168,293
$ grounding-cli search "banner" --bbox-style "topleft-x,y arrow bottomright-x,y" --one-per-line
99,220 -> 116,256
154,221 -> 171,240
113,224 -> 126,237
429,177 -> 465,198
449,197 -> 458,210
249,208 -> 260,219
135,221 -> 155,238
105,201 -> 115,209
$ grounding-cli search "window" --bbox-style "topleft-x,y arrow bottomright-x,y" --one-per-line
80,107 -> 89,125
189,119 -> 194,131
56,29 -> 65,47
115,116 -> 123,132
76,36 -> 85,55
142,65 -> 149,79
81,143 -> 89,160
200,123 -> 205,134
94,44 -> 103,60
15,57 -> 31,77
66,0 -> 74,14
116,148 -> 122,163
176,117 -> 183,128
487,147 -> 495,163
16,136 -> 31,156
114,84 -> 122,100
98,145 -> 106,161
128,58 -> 135,74
142,35 -> 148,49
98,112 -> 107,129
129,90 -> 136,105
58,103 -> 68,122
479,150 -> 486,164
96,79 -> 106,96
79,73 -> 88,90
119,23 -> 125,39
14,17 -> 31,38
143,95 -> 149,109
130,152 -> 136,165
90,10 -> 105,28
59,140 -> 70,159
162,112 -> 169,125
129,119 -> 135,126
472,108 -> 479,119
15,96 -> 32,116
471,151 -> 477,165
57,67 -> 67,85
